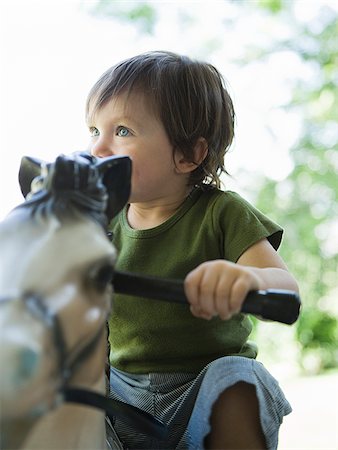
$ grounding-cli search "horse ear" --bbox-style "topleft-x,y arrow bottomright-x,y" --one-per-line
96,155 -> 132,221
19,156 -> 45,198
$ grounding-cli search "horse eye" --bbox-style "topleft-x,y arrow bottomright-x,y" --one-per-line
87,261 -> 114,293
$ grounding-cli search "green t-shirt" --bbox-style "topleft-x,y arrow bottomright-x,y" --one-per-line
108,186 -> 282,374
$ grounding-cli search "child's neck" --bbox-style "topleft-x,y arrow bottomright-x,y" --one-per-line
127,190 -> 192,230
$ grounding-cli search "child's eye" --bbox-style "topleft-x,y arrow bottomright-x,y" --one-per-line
116,126 -> 131,137
89,127 -> 99,137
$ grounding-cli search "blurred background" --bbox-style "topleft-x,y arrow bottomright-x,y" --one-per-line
0,1 -> 337,448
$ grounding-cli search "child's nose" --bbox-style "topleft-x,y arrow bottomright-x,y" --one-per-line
90,139 -> 115,158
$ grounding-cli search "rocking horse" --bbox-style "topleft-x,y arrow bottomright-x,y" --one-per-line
0,152 -> 168,449
0,152 -> 300,450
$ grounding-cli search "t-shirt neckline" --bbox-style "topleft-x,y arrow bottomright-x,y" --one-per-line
121,187 -> 204,238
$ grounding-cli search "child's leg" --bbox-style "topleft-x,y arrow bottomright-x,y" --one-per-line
186,357 -> 291,449
204,382 -> 266,449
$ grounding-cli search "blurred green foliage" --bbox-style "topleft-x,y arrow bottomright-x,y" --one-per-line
250,1 -> 338,373
86,0 -> 338,374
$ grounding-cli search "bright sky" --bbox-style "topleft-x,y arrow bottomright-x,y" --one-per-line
0,0 -> 331,220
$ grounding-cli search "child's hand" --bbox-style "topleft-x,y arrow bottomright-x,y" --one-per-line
184,260 -> 261,320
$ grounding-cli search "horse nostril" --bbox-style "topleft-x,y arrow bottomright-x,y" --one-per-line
17,348 -> 40,385
1,346 -> 40,395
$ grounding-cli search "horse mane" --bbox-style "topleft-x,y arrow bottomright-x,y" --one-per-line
18,190 -> 108,227
17,153 -> 109,228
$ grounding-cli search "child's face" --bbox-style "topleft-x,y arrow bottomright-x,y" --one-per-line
88,92 -> 188,204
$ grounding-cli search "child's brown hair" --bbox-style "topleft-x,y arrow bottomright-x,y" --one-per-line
86,51 -> 235,188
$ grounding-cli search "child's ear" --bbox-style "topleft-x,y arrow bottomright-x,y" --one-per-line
175,137 -> 208,174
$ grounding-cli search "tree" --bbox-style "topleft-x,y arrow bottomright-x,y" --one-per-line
249,0 -> 338,373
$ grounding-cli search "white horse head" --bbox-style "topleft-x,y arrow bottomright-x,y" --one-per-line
0,152 -> 131,449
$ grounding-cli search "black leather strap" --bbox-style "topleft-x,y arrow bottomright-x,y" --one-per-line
63,387 -> 168,440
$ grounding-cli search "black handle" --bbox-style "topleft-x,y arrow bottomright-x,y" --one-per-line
112,271 -> 301,325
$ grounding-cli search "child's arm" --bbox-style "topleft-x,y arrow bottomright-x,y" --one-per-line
184,238 -> 299,321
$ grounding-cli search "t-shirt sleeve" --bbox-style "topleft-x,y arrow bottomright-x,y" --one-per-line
215,191 -> 283,263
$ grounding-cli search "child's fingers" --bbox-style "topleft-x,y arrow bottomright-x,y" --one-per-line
189,304 -> 213,320
185,260 -> 261,321
229,270 -> 260,313
185,265 -> 216,318
196,274 -> 218,318
186,261 -> 234,319
214,278 -> 232,320
184,269 -> 202,309
228,277 -> 249,314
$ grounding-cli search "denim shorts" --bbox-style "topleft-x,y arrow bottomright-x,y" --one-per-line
108,356 -> 292,449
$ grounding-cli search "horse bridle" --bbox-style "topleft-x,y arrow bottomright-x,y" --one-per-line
25,292 -> 105,385
23,292 -> 168,440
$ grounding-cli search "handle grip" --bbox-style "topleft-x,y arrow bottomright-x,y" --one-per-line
112,271 -> 301,325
